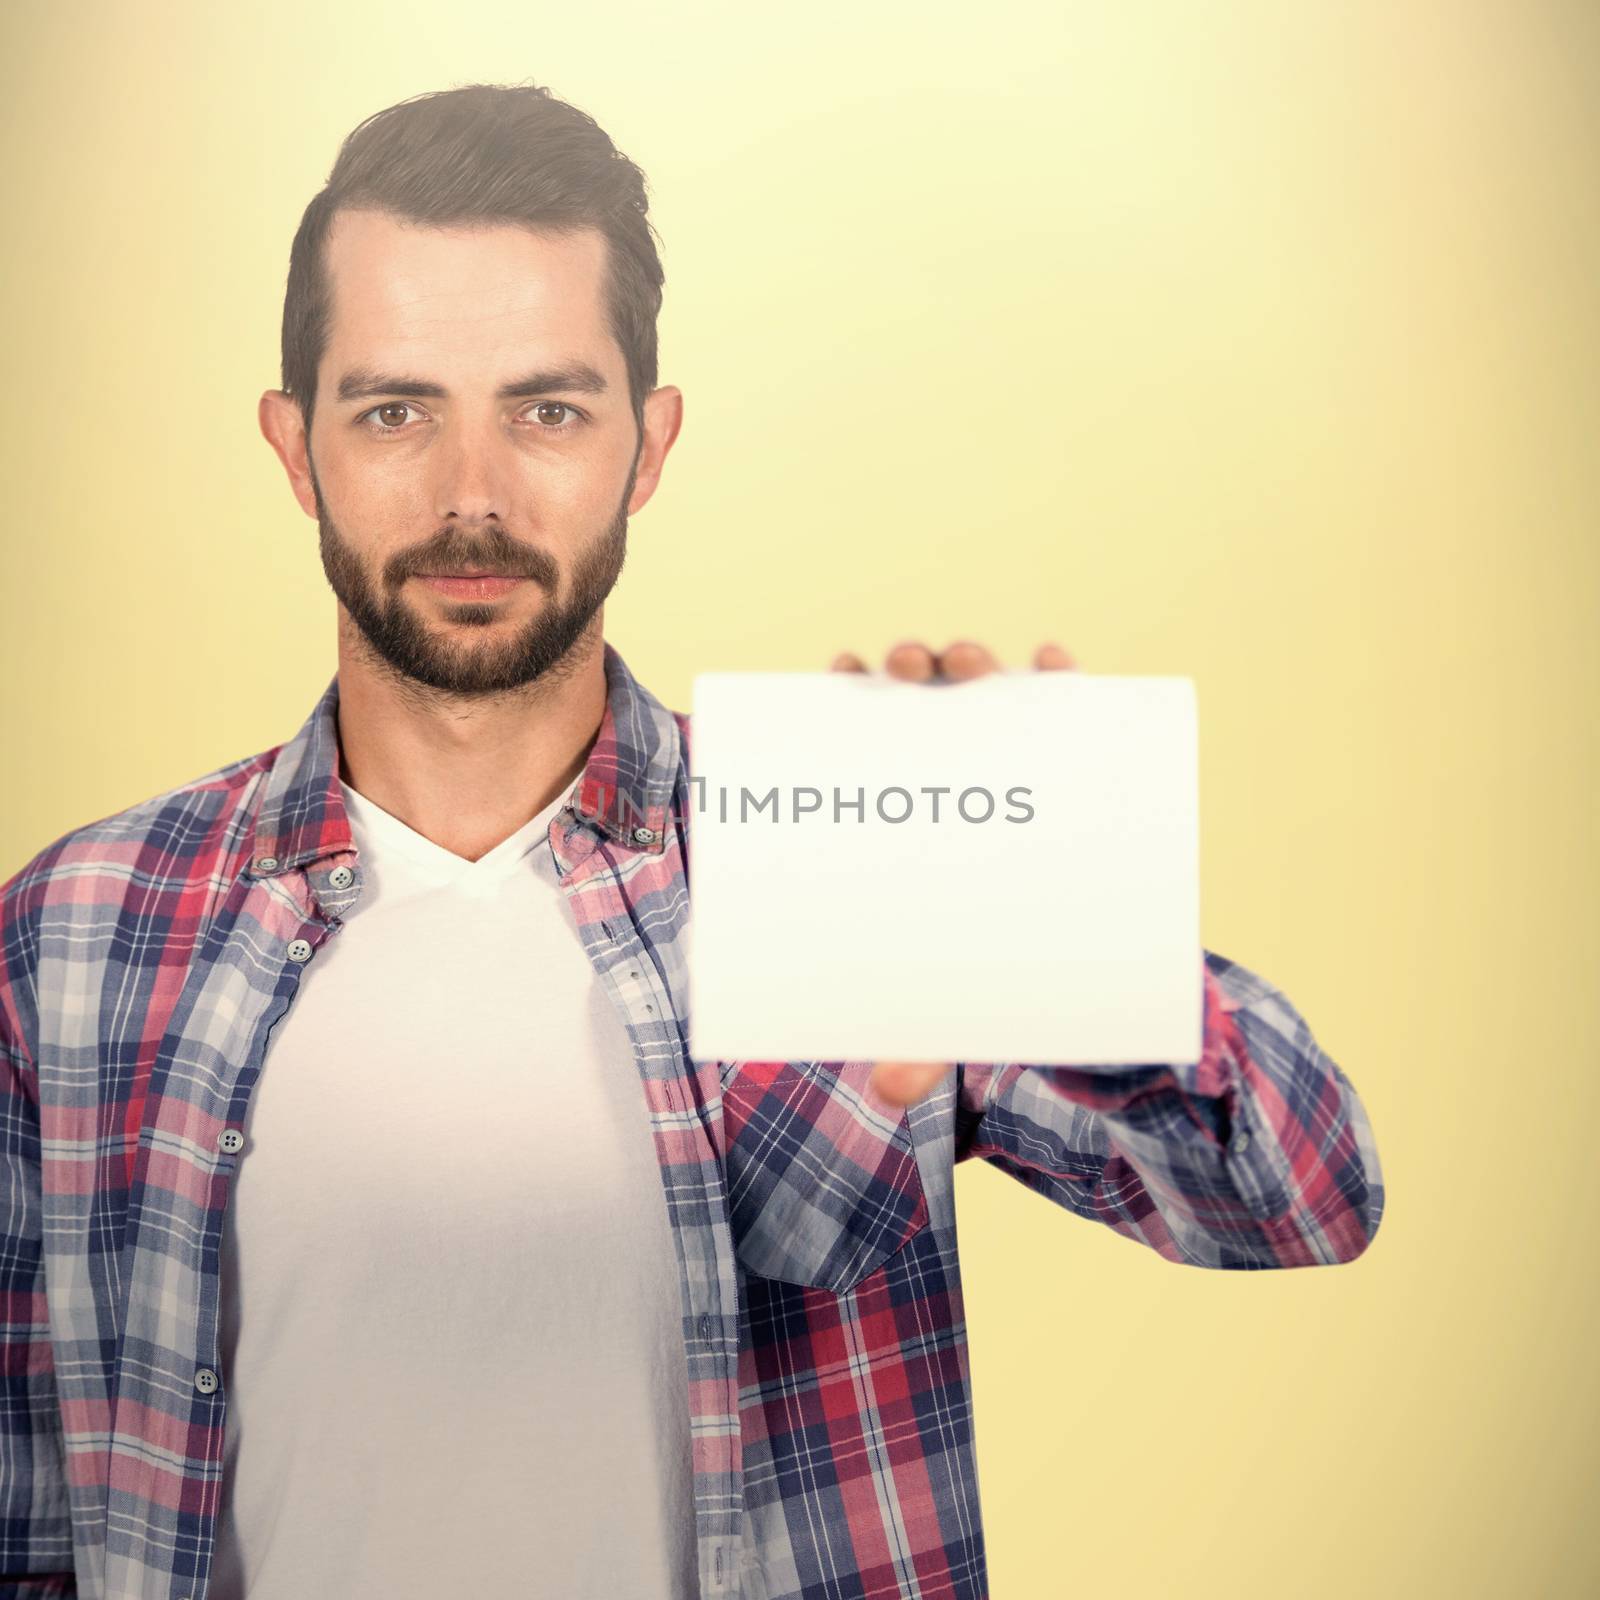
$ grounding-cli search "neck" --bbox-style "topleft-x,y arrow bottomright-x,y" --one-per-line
332,619 -> 608,864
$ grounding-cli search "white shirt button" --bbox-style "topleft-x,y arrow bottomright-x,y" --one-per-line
632,826 -> 658,844
1234,1131 -> 1252,1153
254,856 -> 279,873
328,865 -> 355,890
195,1368 -> 219,1394
286,938 -> 313,963
218,1129 -> 245,1154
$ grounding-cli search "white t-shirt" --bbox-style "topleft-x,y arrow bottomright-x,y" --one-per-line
207,778 -> 699,1599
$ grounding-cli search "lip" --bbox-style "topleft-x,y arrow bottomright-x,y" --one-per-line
416,574 -> 528,600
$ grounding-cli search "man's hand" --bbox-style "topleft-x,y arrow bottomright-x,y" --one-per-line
829,639 -> 1080,1109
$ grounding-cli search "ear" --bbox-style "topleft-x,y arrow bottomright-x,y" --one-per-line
626,384 -> 685,517
258,390 -> 319,519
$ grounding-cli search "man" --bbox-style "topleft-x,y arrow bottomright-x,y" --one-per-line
0,82 -> 1384,1600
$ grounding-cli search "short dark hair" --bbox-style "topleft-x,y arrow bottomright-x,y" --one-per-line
280,82 -> 665,434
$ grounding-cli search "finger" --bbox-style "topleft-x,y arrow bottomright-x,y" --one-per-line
941,640 -> 1001,681
884,640 -> 938,682
830,650 -> 869,672
872,1065 -> 947,1108
870,1062 -> 951,1108
1032,641 -> 1077,671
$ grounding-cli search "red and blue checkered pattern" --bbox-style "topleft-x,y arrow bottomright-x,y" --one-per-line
1,642 -> 1384,1598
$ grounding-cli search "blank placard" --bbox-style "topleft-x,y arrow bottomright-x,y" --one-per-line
685,670 -> 1201,1067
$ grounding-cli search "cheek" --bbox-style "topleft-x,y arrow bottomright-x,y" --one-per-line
318,443 -> 433,521
511,455 -> 626,530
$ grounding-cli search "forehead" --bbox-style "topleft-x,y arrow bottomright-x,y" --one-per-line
318,208 -> 614,373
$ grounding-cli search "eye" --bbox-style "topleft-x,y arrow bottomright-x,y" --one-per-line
523,401 -> 586,431
358,402 -> 424,432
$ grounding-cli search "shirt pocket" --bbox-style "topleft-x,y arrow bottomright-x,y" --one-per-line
721,1060 -> 931,1294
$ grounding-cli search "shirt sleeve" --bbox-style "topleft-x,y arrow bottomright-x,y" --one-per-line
1,1028 -> 80,1594
952,949 -> 1385,1269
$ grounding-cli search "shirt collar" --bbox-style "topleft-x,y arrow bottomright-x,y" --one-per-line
244,640 -> 680,880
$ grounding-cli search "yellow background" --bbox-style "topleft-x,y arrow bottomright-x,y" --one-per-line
3,1 -> 1595,1594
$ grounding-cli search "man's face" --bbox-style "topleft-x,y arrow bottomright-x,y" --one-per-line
301,209 -> 645,697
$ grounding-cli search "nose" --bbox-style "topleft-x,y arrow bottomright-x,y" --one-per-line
432,412 -> 516,525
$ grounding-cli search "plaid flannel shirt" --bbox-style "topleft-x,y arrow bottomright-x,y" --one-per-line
1,641 -> 1384,1600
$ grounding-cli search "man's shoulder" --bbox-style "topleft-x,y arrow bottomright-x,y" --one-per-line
1,739 -> 284,922
0,737 -> 289,1059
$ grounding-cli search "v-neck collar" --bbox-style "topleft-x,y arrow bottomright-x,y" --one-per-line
338,779 -> 567,885
244,641 -> 681,886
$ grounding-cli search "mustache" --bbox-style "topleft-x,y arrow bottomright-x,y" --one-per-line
394,534 -> 559,587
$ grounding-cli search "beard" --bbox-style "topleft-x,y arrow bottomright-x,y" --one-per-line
311,449 -> 637,700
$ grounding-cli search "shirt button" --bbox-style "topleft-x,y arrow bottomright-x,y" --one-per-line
328,865 -> 355,890
632,826 -> 657,844
286,938 -> 313,963
255,856 -> 279,873
218,1129 -> 245,1154
1234,1131 -> 1252,1153
195,1368 -> 219,1395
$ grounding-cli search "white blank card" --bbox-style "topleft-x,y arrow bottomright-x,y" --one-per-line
685,670 -> 1201,1067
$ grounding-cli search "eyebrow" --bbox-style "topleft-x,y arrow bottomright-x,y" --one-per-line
334,362 -> 610,404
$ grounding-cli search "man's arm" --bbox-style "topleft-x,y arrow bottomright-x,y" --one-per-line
1,1024 -> 79,1594
828,639 -> 1384,1270
953,949 -> 1385,1269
